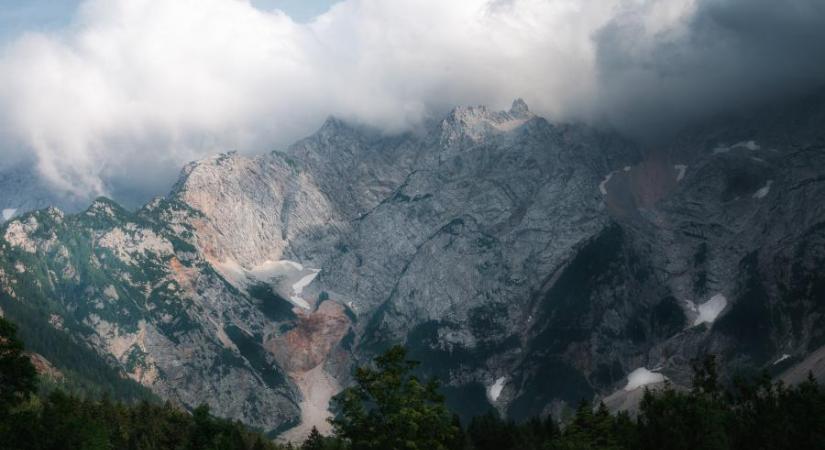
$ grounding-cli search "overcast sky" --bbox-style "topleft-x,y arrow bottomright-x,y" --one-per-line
0,0 -> 823,207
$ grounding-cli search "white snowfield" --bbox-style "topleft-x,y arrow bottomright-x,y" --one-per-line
688,293 -> 728,326
290,270 -> 320,310
2,208 -> 16,221
217,258 -> 319,310
624,368 -> 666,391
599,166 -> 635,195
599,172 -> 614,195
488,377 -> 506,402
753,180 -> 773,199
713,140 -> 760,154
774,354 -> 791,365
247,259 -> 304,281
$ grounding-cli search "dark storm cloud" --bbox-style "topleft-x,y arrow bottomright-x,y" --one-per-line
593,0 -> 825,139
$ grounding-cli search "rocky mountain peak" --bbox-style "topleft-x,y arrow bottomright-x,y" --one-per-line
318,116 -> 347,133
85,197 -> 125,217
311,116 -> 375,146
509,98 -> 530,117
440,99 -> 536,149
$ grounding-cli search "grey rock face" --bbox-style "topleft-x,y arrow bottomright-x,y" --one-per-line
2,95 -> 825,434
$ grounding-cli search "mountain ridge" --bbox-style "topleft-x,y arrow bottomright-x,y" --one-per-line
2,96 -> 825,437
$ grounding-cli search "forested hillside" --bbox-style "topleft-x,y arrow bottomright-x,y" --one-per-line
3,315 -> 825,449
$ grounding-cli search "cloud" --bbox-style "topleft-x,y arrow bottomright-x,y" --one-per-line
594,0 -> 825,138
0,0 -> 823,206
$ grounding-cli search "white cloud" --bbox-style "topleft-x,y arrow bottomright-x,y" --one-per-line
0,0 -> 629,203
0,0 -> 822,205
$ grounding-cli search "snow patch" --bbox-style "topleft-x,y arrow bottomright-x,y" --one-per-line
674,164 -> 688,182
713,140 -> 760,154
488,377 -> 506,402
741,140 -> 760,150
290,270 -> 320,310
247,259 -> 304,281
774,354 -> 791,365
623,166 -> 632,172
2,209 -> 16,221
217,258 -> 318,310
689,293 -> 728,326
624,368 -> 666,391
599,172 -> 614,195
753,180 -> 773,199
218,259 -> 304,286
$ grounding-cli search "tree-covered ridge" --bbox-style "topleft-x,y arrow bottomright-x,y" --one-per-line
313,347 -> 825,450
461,357 -> 825,450
0,316 -> 285,450
0,288 -> 156,402
3,315 -> 825,449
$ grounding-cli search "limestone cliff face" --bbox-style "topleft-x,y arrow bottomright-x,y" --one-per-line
2,96 -> 825,435
171,152 -> 339,268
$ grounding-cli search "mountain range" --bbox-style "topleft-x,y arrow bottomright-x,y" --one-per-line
2,94 -> 825,438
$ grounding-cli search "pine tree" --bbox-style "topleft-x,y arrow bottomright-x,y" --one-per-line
330,345 -> 458,450
0,317 -> 37,414
302,426 -> 324,450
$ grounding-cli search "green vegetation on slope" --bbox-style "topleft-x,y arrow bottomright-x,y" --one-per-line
0,316 -> 284,450
0,292 -> 156,402
3,314 -> 825,449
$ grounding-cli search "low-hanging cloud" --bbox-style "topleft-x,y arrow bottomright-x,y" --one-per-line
594,0 -> 825,138
0,0 -> 823,207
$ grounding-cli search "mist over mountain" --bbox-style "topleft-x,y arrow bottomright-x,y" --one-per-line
0,0 -> 824,208
2,0 -> 825,446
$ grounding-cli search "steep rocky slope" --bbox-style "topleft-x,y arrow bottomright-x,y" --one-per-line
2,95 -> 825,436
0,200 -> 300,432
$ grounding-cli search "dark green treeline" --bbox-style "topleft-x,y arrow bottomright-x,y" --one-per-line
3,316 -> 825,450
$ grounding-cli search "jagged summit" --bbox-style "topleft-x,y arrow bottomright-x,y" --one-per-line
440,98 -> 537,148
509,98 -> 530,117
83,197 -> 126,219
318,115 -> 347,131
313,99 -> 535,148
445,98 -> 533,123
